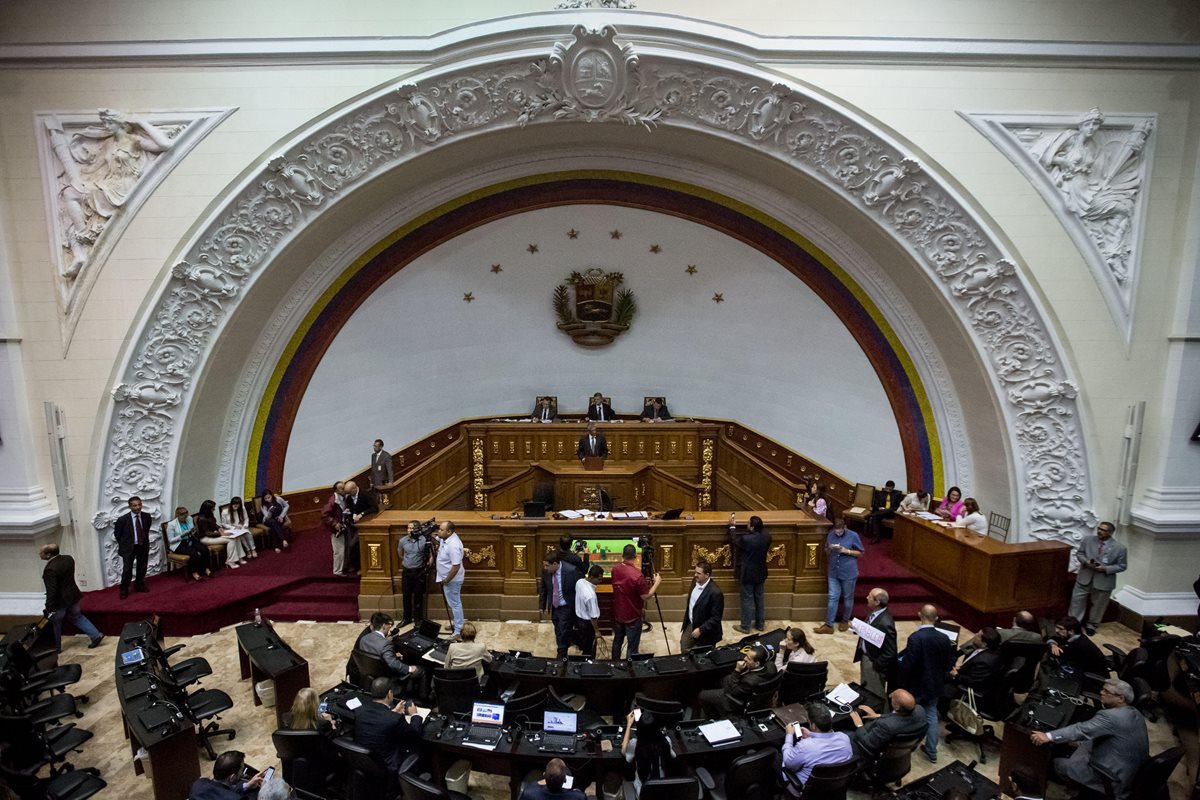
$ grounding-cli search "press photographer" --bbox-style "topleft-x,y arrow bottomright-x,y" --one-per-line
398,518 -> 436,627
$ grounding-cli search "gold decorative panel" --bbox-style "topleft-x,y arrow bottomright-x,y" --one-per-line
653,441 -> 661,457
513,544 -> 527,572
524,439 -> 532,456
767,544 -> 786,567
557,441 -> 564,456
492,441 -> 499,454
471,438 -> 486,510
699,438 -> 715,510
659,543 -> 674,571
464,545 -> 496,568
806,543 -> 818,569
368,543 -> 381,570
691,543 -> 731,567
638,440 -> 645,455
669,441 -> 677,457
621,441 -> 628,455
541,441 -> 548,456
686,440 -> 694,456
509,441 -> 516,455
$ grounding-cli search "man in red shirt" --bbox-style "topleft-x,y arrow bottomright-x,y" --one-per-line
610,543 -> 662,659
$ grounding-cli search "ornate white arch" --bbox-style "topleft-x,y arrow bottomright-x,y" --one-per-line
91,23 -> 1096,584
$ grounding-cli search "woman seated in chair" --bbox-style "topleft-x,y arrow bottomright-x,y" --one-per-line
166,506 -> 212,580
954,498 -> 988,535
284,687 -> 338,738
220,496 -> 259,560
776,627 -> 818,670
621,710 -> 681,796
935,486 -> 965,520
195,499 -> 249,568
259,489 -> 291,552
445,622 -> 492,684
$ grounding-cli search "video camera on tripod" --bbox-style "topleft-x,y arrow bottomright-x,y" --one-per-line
637,534 -> 655,579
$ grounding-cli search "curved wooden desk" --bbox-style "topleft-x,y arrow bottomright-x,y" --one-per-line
891,514 -> 1071,614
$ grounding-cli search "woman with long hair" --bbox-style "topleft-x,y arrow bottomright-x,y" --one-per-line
775,627 -> 818,670
809,484 -> 830,519
219,496 -> 259,559
621,710 -> 678,794
285,687 -> 337,737
195,499 -> 249,567
936,486 -> 965,520
165,506 -> 212,580
259,489 -> 291,552
955,497 -> 987,534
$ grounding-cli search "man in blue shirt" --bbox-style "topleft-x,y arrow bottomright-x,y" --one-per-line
781,703 -> 853,796
813,516 -> 863,635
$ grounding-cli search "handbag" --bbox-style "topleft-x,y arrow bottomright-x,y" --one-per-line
947,687 -> 985,736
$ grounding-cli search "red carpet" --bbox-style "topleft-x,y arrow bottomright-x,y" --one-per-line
79,528 -> 360,637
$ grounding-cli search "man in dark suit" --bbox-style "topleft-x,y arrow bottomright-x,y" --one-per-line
370,439 -> 394,488
681,560 -> 724,651
854,587 -> 897,698
585,392 -> 616,421
1050,615 -> 1110,677
531,396 -> 558,422
699,644 -> 773,717
112,495 -> 153,599
849,688 -> 927,761
898,604 -> 953,763
188,750 -> 267,800
40,544 -> 104,651
640,397 -> 672,422
949,627 -> 1003,693
353,677 -> 425,780
866,480 -> 904,543
541,552 -> 580,658
576,421 -> 609,460
357,612 -> 422,683
730,514 -> 771,634
342,480 -> 378,574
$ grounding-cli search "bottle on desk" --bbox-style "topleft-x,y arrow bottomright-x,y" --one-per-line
254,607 -> 262,627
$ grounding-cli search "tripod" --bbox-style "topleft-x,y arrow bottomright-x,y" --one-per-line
640,543 -> 672,655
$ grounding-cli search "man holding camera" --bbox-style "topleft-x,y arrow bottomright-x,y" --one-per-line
610,543 -> 662,659
398,520 -> 433,627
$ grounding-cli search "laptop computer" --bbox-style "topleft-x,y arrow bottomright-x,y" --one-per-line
462,701 -> 505,746
517,657 -> 548,674
706,648 -> 742,667
539,710 -> 578,753
523,501 -> 546,518
652,655 -> 689,675
578,661 -> 613,677
661,508 -> 684,520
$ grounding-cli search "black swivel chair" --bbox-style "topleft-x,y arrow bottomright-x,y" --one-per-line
272,729 -> 339,800
0,762 -> 106,800
1,642 -> 85,706
183,687 -> 236,760
695,748 -> 778,800
398,771 -> 471,800
1100,746 -> 1184,800
998,639 -> 1046,693
946,657 -> 1023,764
779,661 -> 828,705
740,672 -> 784,714
858,732 -> 922,789
799,756 -> 859,800
432,669 -> 480,717
332,738 -> 392,800
632,694 -> 688,728
504,687 -> 548,728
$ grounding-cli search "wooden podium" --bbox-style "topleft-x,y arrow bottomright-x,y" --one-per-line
581,456 -> 604,471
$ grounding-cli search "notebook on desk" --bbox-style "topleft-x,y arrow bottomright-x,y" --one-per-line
578,661 -> 613,677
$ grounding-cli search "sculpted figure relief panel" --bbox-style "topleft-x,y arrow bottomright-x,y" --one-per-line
95,25 -> 1095,583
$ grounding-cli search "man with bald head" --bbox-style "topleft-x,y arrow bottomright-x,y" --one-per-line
1003,610 -> 1045,645
854,587 -> 896,698
848,689 -> 926,760
343,480 -> 378,575
898,604 -> 953,763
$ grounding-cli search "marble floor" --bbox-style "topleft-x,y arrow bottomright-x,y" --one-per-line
51,614 -> 1183,799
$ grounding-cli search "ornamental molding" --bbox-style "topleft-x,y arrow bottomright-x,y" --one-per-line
961,109 -> 1156,346
34,108 -> 236,350
94,23 -> 1096,584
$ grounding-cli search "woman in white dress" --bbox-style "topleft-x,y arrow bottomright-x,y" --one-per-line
955,497 -> 988,535
220,496 -> 259,559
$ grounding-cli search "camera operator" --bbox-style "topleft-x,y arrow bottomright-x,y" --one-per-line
342,480 -> 378,575
398,520 -> 434,627
611,543 -> 662,659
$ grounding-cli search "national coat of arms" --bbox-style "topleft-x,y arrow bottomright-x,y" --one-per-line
553,267 -> 637,347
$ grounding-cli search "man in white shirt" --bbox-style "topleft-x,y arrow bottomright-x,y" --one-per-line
574,564 -> 604,657
435,520 -> 466,638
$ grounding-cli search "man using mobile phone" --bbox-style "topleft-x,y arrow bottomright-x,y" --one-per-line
189,750 -> 267,800
353,677 -> 425,784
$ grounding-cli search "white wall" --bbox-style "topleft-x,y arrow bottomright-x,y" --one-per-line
284,205 -> 905,489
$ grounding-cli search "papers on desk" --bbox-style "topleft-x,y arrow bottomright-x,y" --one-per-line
849,618 -> 885,648
619,511 -> 650,519
825,683 -> 859,706
698,719 -> 741,745
224,527 -> 249,538
345,696 -> 362,710
461,740 -> 498,751
847,506 -> 867,515
915,512 -> 940,520
559,510 -> 585,519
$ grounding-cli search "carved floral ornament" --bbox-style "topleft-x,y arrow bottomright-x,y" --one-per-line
94,24 -> 1095,585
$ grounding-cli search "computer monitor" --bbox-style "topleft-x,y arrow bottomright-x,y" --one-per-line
470,702 -> 505,726
523,501 -> 546,518
543,710 -> 577,734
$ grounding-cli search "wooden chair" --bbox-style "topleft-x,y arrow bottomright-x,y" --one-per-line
987,512 -> 1011,541
532,395 -> 558,416
842,483 -> 875,527
160,522 -> 191,578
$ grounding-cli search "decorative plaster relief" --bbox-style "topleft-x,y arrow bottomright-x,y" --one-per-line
95,25 -> 1096,585
961,110 -> 1156,345
35,108 -> 236,350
